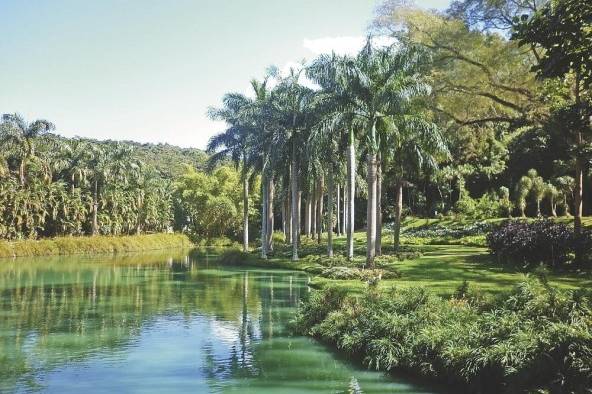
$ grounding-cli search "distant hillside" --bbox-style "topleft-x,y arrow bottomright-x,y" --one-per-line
116,140 -> 209,178
63,136 -> 209,178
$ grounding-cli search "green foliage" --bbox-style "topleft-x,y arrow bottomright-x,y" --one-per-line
0,115 -> 178,240
296,279 -> 592,392
175,165 -> 258,240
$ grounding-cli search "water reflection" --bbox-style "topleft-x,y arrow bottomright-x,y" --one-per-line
0,251 -> 435,393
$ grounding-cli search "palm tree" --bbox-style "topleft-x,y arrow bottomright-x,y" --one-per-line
207,91 -> 256,252
516,175 -> 532,217
0,114 -> 55,185
270,67 -> 317,261
309,40 -> 433,266
385,116 -> 448,249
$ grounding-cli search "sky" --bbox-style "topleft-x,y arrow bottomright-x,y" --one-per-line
0,0 -> 450,149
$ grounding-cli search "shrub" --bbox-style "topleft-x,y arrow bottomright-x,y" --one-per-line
295,279 -> 592,393
319,266 -> 401,280
486,220 -> 574,268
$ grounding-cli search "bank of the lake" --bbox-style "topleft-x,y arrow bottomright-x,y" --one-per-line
0,233 -> 193,258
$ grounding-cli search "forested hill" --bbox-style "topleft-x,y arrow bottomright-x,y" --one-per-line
57,136 -> 209,178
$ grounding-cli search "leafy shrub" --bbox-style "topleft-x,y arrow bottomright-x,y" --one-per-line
403,221 -> 494,238
296,279 -> 592,393
320,266 -> 401,280
487,220 -> 574,268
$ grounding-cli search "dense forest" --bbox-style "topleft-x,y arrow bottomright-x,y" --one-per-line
0,115 -> 217,240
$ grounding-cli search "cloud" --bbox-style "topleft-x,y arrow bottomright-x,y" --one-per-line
302,36 -> 396,56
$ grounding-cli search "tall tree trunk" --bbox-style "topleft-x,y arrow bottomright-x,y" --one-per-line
261,175 -> 267,259
536,199 -> 541,217
311,183 -> 317,238
285,194 -> 292,244
393,181 -> 403,250
291,153 -> 299,261
327,168 -> 334,257
366,153 -> 377,268
574,70 -> 584,236
297,190 -> 302,242
92,180 -> 99,236
346,131 -> 355,260
336,184 -> 341,237
375,153 -> 382,256
282,197 -> 289,239
266,178 -> 274,252
550,195 -> 557,217
19,160 -> 25,186
305,193 -> 311,237
316,176 -> 324,244
243,177 -> 249,252
342,183 -> 346,236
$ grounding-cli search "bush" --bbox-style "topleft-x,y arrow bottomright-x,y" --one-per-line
295,279 -> 592,393
320,266 -> 401,280
486,220 -> 574,268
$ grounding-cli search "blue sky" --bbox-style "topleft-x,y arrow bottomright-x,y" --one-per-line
0,0 -> 450,149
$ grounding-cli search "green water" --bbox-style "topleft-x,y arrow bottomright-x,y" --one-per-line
0,251 -> 437,393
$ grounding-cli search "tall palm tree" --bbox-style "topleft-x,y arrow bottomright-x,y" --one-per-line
0,114 -> 55,185
383,115 -> 448,249
207,91 -> 256,252
270,67 -> 317,261
309,40 -> 432,266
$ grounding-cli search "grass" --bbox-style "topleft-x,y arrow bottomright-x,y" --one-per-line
0,233 -> 193,259
240,216 -> 592,296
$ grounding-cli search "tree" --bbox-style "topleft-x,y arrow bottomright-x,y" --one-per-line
513,0 -> 592,233
207,90 -> 257,252
0,114 -> 55,185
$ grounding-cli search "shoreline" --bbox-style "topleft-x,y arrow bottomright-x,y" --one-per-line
0,233 -> 193,259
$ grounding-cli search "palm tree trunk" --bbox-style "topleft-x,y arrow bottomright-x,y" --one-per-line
297,190 -> 302,242
346,132 -> 355,260
574,71 -> 584,236
92,180 -> 99,236
316,175 -> 324,244
311,184 -> 317,238
305,193 -> 311,237
261,175 -> 268,259
243,177 -> 249,252
393,181 -> 403,250
375,153 -> 382,256
536,199 -> 541,217
327,168 -> 334,257
266,177 -> 274,252
366,153 -> 377,268
285,194 -> 291,244
291,154 -> 299,261
336,184 -> 341,237
282,198 -> 287,239
342,183 -> 347,237
19,160 -> 25,186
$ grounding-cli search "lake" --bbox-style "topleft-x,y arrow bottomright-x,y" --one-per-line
0,251 -> 437,393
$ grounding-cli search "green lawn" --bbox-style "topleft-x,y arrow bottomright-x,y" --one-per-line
263,217 -> 592,296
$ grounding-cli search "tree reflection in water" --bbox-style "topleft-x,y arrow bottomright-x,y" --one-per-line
0,251 -> 432,394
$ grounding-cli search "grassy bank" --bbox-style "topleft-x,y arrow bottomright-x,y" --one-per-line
225,230 -> 591,296
0,233 -> 193,259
